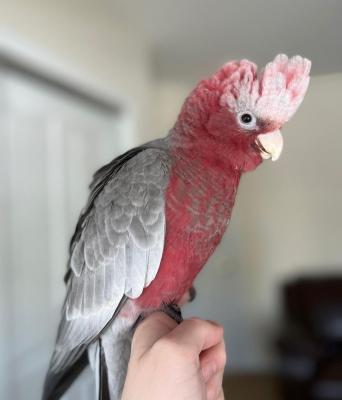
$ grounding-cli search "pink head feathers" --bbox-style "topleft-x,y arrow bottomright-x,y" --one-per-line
220,54 -> 311,124
173,54 -> 311,170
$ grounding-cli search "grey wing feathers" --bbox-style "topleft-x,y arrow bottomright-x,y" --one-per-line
49,148 -> 169,373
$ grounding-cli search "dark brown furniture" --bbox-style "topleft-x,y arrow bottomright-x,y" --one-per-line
277,276 -> 342,400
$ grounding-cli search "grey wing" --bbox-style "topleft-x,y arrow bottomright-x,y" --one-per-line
49,148 -> 169,372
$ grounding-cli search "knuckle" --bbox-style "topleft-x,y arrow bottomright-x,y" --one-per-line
188,317 -> 202,324
187,317 -> 204,328
213,322 -> 224,336
217,348 -> 227,370
185,318 -> 205,332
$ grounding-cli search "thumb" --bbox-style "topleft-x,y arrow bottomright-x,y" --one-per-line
131,312 -> 178,359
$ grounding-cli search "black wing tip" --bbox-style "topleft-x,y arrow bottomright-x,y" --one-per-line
99,338 -> 110,400
42,296 -> 127,400
42,351 -> 89,400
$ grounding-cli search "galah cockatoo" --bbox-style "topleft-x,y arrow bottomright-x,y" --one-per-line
43,54 -> 311,400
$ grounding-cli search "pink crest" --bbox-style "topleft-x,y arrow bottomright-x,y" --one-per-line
221,54 -> 311,124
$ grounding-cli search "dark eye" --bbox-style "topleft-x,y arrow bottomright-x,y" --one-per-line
240,113 -> 252,124
237,111 -> 257,130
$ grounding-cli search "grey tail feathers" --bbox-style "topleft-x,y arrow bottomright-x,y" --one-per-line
41,344 -> 111,400
99,338 -> 110,400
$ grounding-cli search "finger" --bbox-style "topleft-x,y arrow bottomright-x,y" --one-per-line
217,388 -> 225,400
167,318 -> 224,355
206,370 -> 225,400
131,312 -> 178,358
200,340 -> 226,383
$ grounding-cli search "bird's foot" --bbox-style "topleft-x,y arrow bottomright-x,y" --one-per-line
132,302 -> 183,333
132,286 -> 197,331
189,286 -> 197,302
161,302 -> 183,324
179,286 -> 196,306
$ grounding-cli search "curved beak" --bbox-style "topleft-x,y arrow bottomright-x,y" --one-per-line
256,130 -> 283,161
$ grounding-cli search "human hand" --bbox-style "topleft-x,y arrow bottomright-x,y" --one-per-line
122,312 -> 226,400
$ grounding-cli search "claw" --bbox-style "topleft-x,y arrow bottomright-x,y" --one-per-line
161,303 -> 183,324
189,286 -> 197,302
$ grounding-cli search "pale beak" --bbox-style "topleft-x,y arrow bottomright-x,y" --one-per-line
256,130 -> 283,161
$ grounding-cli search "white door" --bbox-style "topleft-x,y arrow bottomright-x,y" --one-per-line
0,65 -> 126,400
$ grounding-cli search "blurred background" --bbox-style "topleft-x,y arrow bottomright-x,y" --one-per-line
0,1 -> 341,399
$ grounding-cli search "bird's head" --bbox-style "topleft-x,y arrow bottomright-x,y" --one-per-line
174,54 -> 311,172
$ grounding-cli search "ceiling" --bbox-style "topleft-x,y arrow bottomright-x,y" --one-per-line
113,0 -> 342,80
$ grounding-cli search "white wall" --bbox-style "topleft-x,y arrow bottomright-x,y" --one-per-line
151,73 -> 342,370
0,0 -> 154,144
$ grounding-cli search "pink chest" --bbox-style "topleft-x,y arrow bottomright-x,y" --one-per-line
136,159 -> 240,308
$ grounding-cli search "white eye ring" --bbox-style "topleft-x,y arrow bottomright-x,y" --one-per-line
237,111 -> 257,130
